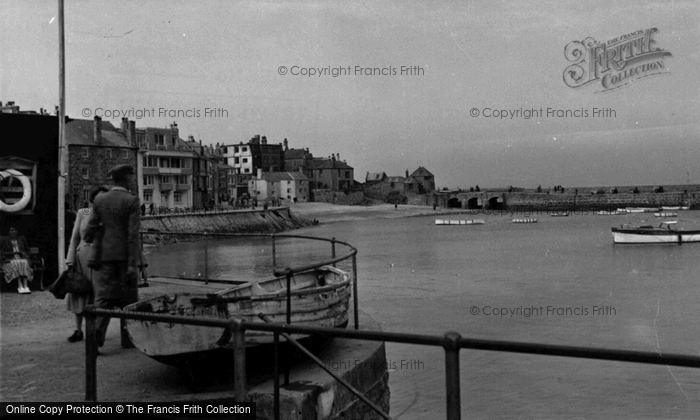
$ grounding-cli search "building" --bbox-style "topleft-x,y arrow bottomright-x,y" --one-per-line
407,166 -> 435,194
222,134 -> 285,201
184,136 -> 214,208
137,123 -> 194,210
307,154 -> 354,192
249,170 -> 310,203
66,116 -> 139,210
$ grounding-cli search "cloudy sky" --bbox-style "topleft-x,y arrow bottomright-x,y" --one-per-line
2,1 -> 698,188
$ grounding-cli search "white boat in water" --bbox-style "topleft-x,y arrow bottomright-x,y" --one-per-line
611,222 -> 700,244
124,266 -> 351,366
596,210 -> 624,215
662,206 -> 690,211
513,218 -> 537,223
654,212 -> 678,217
435,219 -> 485,225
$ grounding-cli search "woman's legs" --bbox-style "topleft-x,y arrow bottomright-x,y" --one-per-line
69,313 -> 84,342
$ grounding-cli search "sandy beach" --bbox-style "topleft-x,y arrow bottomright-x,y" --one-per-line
288,202 -> 472,224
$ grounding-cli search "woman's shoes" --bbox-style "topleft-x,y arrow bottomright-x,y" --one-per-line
68,330 -> 84,343
17,286 -> 31,294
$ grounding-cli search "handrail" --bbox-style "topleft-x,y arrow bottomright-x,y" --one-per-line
83,306 -> 700,419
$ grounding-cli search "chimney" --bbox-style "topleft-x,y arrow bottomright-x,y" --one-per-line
283,138 -> 288,151
406,169 -> 409,178
121,117 -> 128,133
188,135 -> 195,142
261,136 -> 267,145
257,168 -> 262,179
129,120 -> 136,147
94,116 -> 102,143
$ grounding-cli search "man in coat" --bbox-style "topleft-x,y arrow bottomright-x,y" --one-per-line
85,164 -> 140,349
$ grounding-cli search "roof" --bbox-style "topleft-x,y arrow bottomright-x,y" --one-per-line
366,172 -> 386,182
410,166 -> 433,177
308,158 -> 353,170
285,149 -> 306,159
257,172 -> 310,182
65,119 -> 133,148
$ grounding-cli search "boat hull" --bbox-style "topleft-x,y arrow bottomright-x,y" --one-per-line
611,228 -> 700,244
124,267 -> 351,366
435,219 -> 484,225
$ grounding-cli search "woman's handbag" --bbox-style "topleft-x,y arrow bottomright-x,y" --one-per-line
63,267 -> 92,295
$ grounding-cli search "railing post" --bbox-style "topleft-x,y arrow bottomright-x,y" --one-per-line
271,233 -> 277,270
203,232 -> 209,284
85,308 -> 98,402
443,331 -> 462,420
331,237 -> 336,267
232,319 -> 247,402
352,253 -> 359,329
274,331 -> 280,420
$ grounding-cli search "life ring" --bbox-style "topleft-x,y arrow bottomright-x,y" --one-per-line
0,169 -> 31,212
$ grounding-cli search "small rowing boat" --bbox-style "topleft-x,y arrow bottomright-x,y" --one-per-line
611,221 -> 700,244
435,219 -> 485,225
550,212 -> 569,217
654,212 -> 678,217
513,218 -> 537,223
124,266 -> 351,366
596,210 -> 624,215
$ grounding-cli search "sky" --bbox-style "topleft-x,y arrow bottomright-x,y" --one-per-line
1,0 -> 699,189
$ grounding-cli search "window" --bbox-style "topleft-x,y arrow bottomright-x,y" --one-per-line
235,157 -> 240,164
81,167 -> 89,179
83,190 -> 90,204
160,158 -> 170,168
178,175 -> 188,184
345,171 -> 350,179
242,147 -> 247,152
161,176 -> 172,183
155,134 -> 164,146
171,136 -> 177,146
242,158 -> 248,163
174,191 -> 182,203
143,191 -> 152,202
171,159 -> 181,168
234,146 -> 239,153
145,156 -> 158,167
82,147 -> 89,157
143,176 -> 155,185
287,188 -> 291,193
122,149 -> 129,159
105,149 -> 112,159
244,168 -> 250,173
136,132 -> 146,148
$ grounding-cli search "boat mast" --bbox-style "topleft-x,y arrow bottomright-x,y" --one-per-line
58,0 -> 66,270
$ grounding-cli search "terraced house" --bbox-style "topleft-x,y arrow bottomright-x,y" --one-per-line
136,123 -> 194,210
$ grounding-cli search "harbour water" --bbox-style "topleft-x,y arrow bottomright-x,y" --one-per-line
148,211 -> 700,418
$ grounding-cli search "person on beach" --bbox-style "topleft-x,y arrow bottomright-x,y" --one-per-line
1,227 -> 34,294
85,164 -> 140,349
65,186 -> 109,342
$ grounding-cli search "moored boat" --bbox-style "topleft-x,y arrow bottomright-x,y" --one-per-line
435,219 -> 485,225
124,266 -> 351,366
596,210 -> 624,215
654,212 -> 678,217
550,212 -> 570,217
611,222 -> 700,244
513,218 -> 537,223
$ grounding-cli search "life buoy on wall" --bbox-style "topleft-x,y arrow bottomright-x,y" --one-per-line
0,169 -> 31,212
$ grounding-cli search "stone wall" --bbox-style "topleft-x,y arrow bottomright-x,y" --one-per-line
140,207 -> 312,243
504,191 -> 699,211
313,190 -> 366,205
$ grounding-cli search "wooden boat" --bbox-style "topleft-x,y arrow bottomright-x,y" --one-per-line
662,206 -> 690,211
435,219 -> 485,225
654,212 -> 678,217
611,222 -> 700,244
123,266 -> 351,366
550,212 -> 569,217
512,218 -> 537,223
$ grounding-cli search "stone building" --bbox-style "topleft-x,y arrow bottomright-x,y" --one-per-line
249,170 -> 310,203
66,116 -> 139,210
221,134 -> 285,201
136,123 -> 194,210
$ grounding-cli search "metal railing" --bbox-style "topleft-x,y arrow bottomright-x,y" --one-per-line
85,232 -> 700,419
82,307 -> 700,419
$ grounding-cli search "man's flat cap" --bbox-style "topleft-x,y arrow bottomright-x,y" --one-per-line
107,164 -> 134,179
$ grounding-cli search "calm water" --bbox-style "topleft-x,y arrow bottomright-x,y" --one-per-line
148,211 -> 700,418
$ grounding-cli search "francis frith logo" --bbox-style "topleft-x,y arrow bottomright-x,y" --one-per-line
563,28 -> 672,92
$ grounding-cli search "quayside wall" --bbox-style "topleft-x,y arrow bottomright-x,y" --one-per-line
140,207 -> 312,242
505,191 -> 700,211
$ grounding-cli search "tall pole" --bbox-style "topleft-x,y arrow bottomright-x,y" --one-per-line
58,0 -> 66,271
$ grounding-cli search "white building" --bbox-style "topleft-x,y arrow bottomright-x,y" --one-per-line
249,170 -> 310,203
